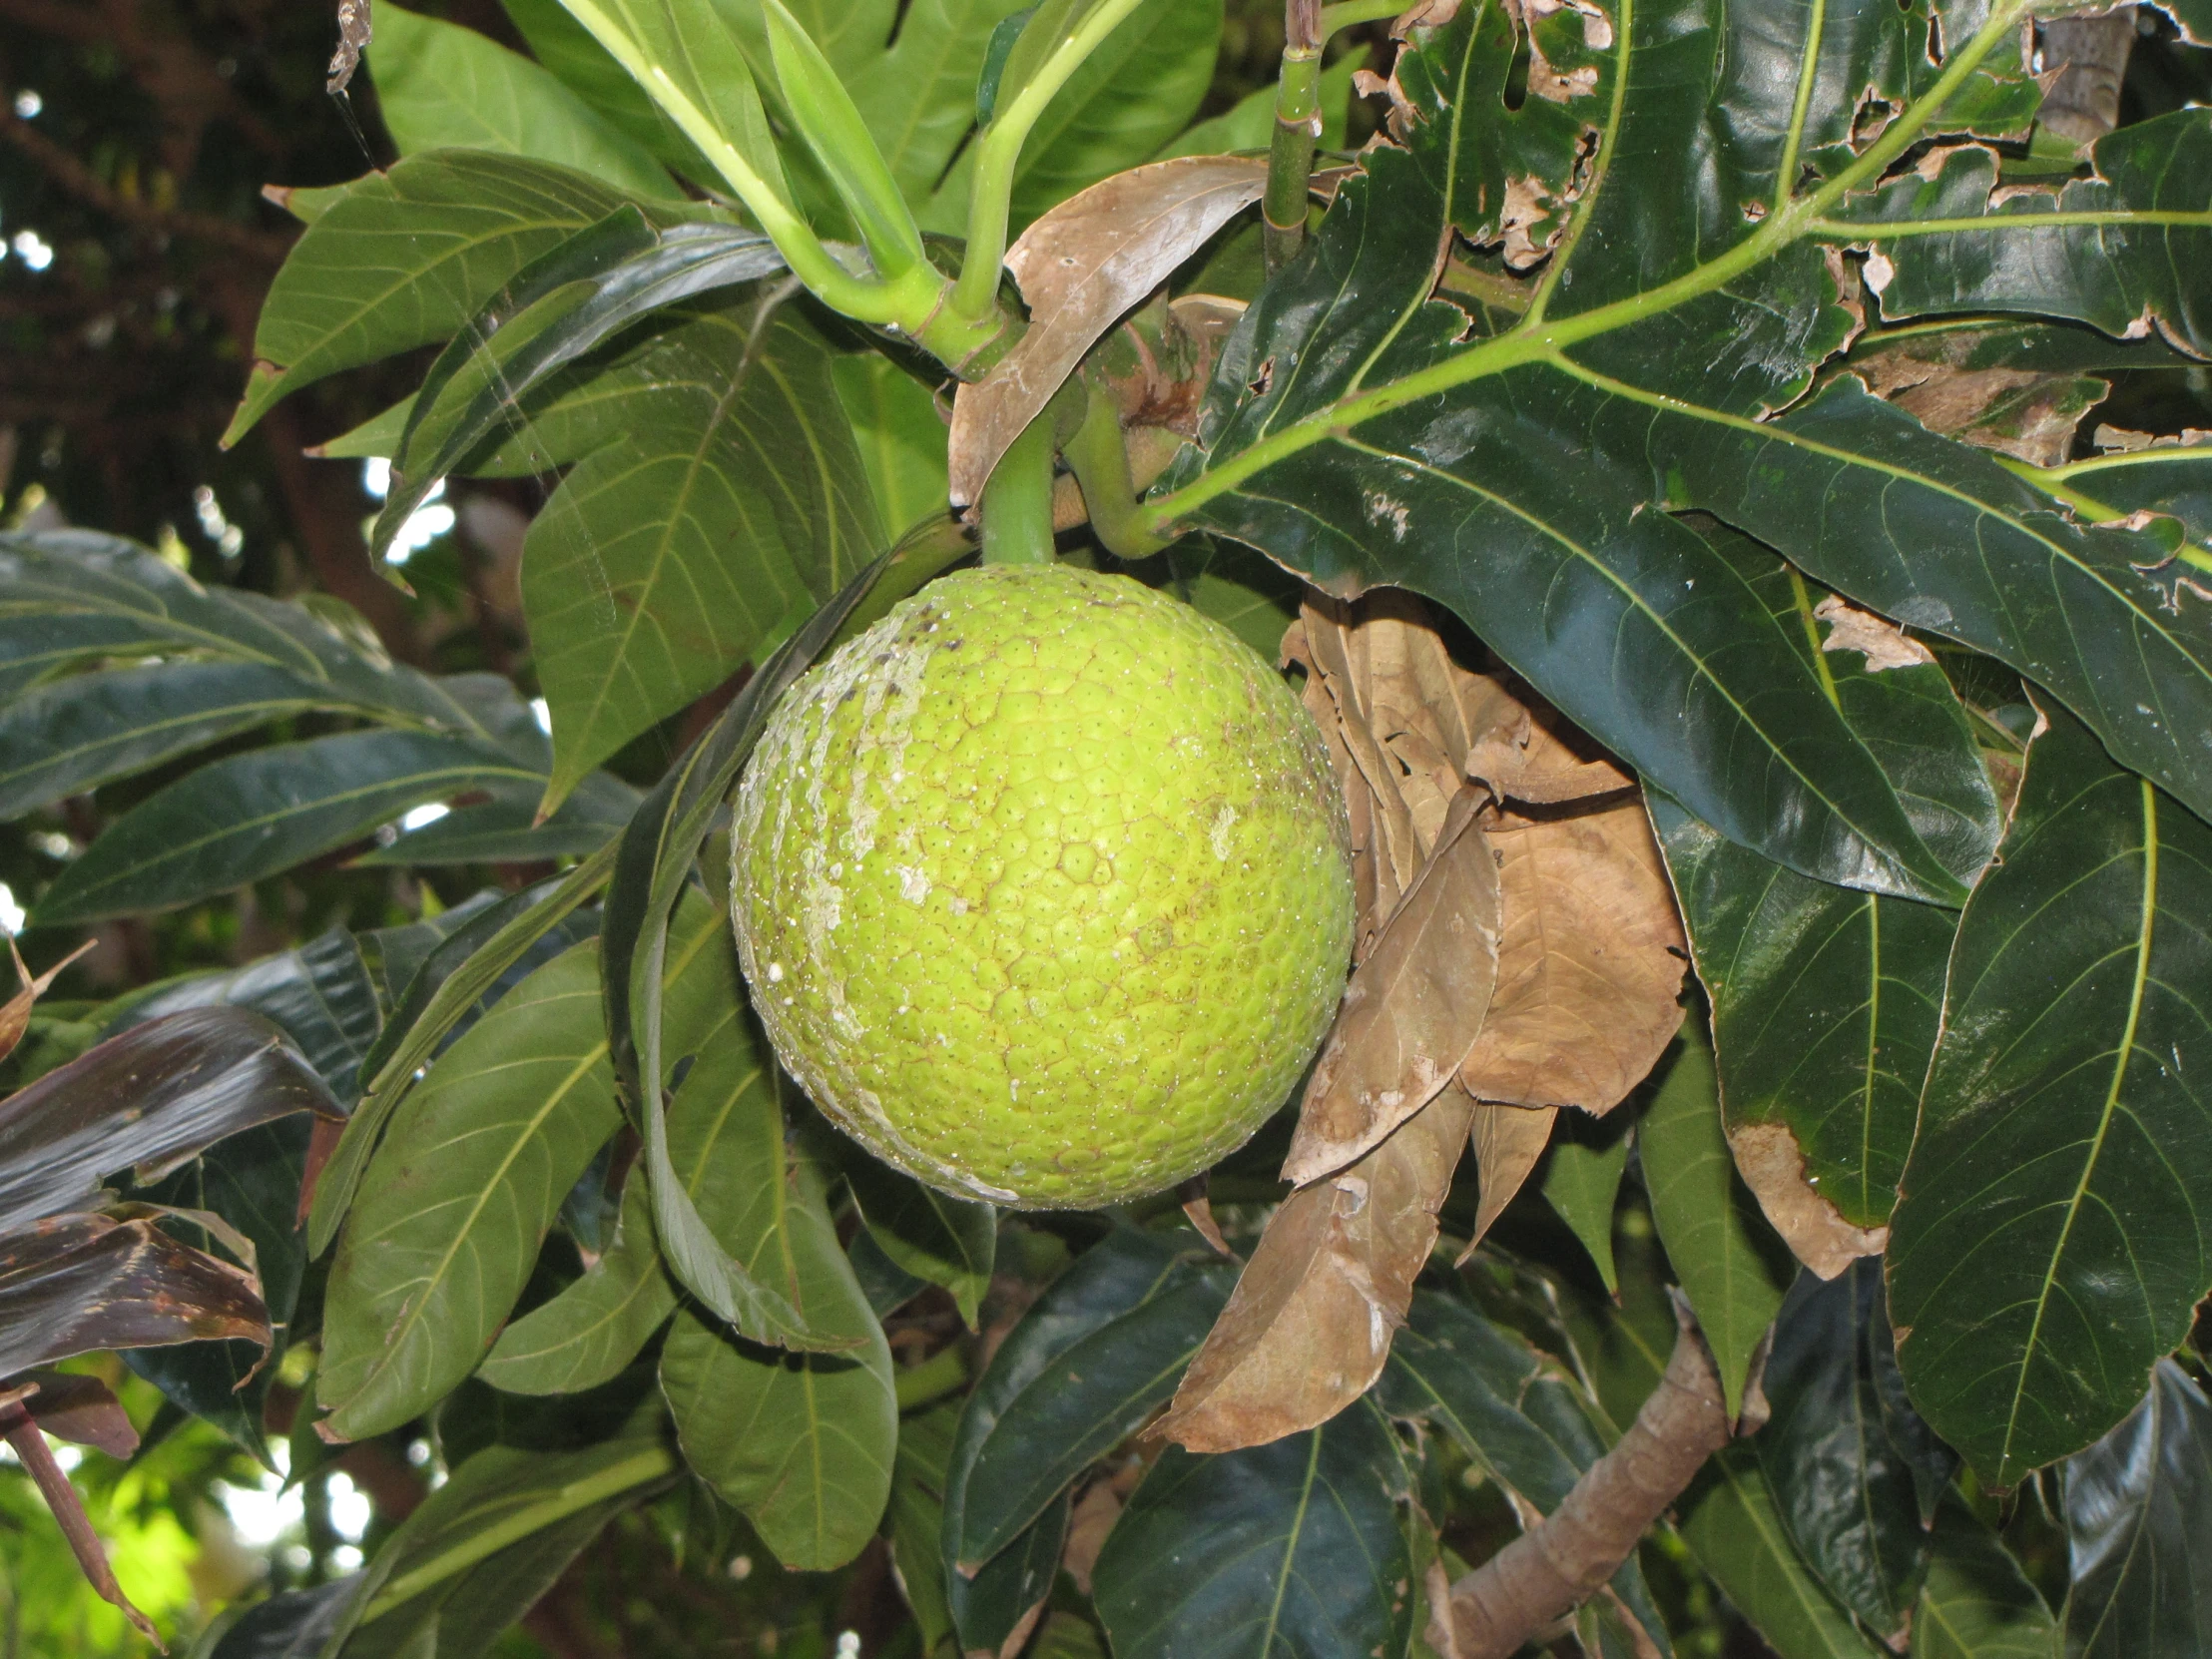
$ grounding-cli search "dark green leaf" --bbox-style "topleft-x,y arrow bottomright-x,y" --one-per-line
1653,799 -> 1955,1239
2045,439 -> 2212,552
1758,1263 -> 1950,1639
1091,1398 -> 1414,1659
117,927 -> 383,1105
352,773 -> 638,866
600,553 -> 884,1349
125,1117 -> 311,1460
32,731 -> 542,925
657,1020 -> 895,1570
842,1153 -> 997,1332
1912,1493 -> 2055,1659
1637,1022 -> 1795,1420
222,152 -> 629,445
885,1399 -> 960,1654
0,1006 -> 334,1225
1163,539 -> 1302,663
2062,1360 -> 2212,1657
367,2 -> 678,199
0,662 -> 326,820
1379,1288 -> 1671,1654
1889,705 -> 2212,1486
953,1245 -> 1232,1567
317,940 -> 624,1440
199,1579 -> 353,1659
974,5 -> 1040,125
1675,1447 -> 1887,1659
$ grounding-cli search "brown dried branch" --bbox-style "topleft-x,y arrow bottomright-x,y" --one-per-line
1434,1304 -> 1733,1659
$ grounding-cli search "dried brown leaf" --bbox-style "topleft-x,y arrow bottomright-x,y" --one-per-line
0,938 -> 94,1064
1155,1086 -> 1475,1453
1463,1097 -> 1559,1257
1727,1122 -> 1889,1279
947,156 -> 1270,505
1853,333 -> 2110,469
1177,1176 -> 1234,1257
1,1396 -> 164,1647
1061,1477 -> 1125,1595
1283,790 -> 1500,1187
1458,797 -> 1686,1113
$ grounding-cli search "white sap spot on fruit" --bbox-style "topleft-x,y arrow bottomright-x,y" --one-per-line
949,895 -> 969,915
897,864 -> 930,903
767,961 -> 785,983
1210,804 -> 1237,860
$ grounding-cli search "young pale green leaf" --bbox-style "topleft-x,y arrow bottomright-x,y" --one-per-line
1675,1448 -> 1887,1659
1758,1263 -> 1953,1640
760,0 -> 926,276
500,0 -> 715,176
321,1431 -> 674,1652
657,1019 -> 894,1571
2060,1361 -> 2212,1658
840,1154 -> 997,1331
1540,1108 -> 1633,1295
222,152 -> 630,446
1654,800 -> 1955,1255
830,354 -> 952,536
1889,705 -> 2212,1487
469,302 -> 877,812
1379,1289 -> 1672,1654
1637,1023 -> 1796,1421
952,1246 -> 1231,1567
1911,1494 -> 2056,1659
367,2 -> 678,200
317,940 -> 624,1440
0,662 -> 324,821
1091,1398 -> 1414,1659
842,0 -> 1033,205
477,1165 -> 675,1396
31,731 -> 544,926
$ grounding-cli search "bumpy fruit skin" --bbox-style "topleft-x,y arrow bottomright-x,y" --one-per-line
729,564 -> 1354,1209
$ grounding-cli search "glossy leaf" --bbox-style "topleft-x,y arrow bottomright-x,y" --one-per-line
367,2 -> 678,199
1912,1494 -> 2056,1659
317,940 -> 624,1440
1380,1288 -> 1672,1653
657,1019 -> 895,1571
2061,1360 -> 2212,1658
0,662 -> 324,820
350,774 -> 636,865
478,1163 -> 675,1395
1889,706 -> 2212,1485
1637,1022 -> 1795,1420
2047,439 -> 2212,552
1675,1448 -> 1887,1659
1759,1262 -> 1949,1639
33,731 -> 543,925
885,1400 -> 960,1655
0,1006 -> 334,1226
223,151 -> 629,445
841,1154 -> 997,1332
954,1246 -> 1231,1566
1654,798 -> 1955,1252
1091,1397 -> 1413,1659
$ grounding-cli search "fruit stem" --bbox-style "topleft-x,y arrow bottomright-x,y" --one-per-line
1063,376 -> 1172,559
979,412 -> 1059,564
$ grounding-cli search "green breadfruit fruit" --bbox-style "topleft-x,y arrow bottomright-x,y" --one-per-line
729,563 -> 1355,1209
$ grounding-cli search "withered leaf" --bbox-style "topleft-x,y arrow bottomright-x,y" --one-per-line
1283,789 -> 1500,1188
1457,796 -> 1686,1115
1156,1086 -> 1475,1453
1851,333 -> 2109,469
0,1006 -> 338,1227
948,156 -> 1271,505
0,938 -> 94,1065
1462,1095 -> 1559,1258
1,1392 -> 162,1646
13,1371 -> 140,1459
0,1212 -> 270,1380
1727,1122 -> 1889,1280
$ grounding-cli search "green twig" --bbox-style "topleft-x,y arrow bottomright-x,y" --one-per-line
1265,0 -> 1326,274
1062,377 -> 1171,559
980,413 -> 1059,565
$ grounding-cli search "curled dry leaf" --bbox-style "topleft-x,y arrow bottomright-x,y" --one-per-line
1282,789 -> 1500,1187
0,1393 -> 164,1647
1461,1097 -> 1559,1261
1814,594 -> 1936,674
1458,796 -> 1686,1115
1726,1122 -> 1889,1280
0,938 -> 95,1064
1851,333 -> 2109,470
12,1371 -> 141,1458
1155,1085 -> 1475,1454
948,156 -> 1271,506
